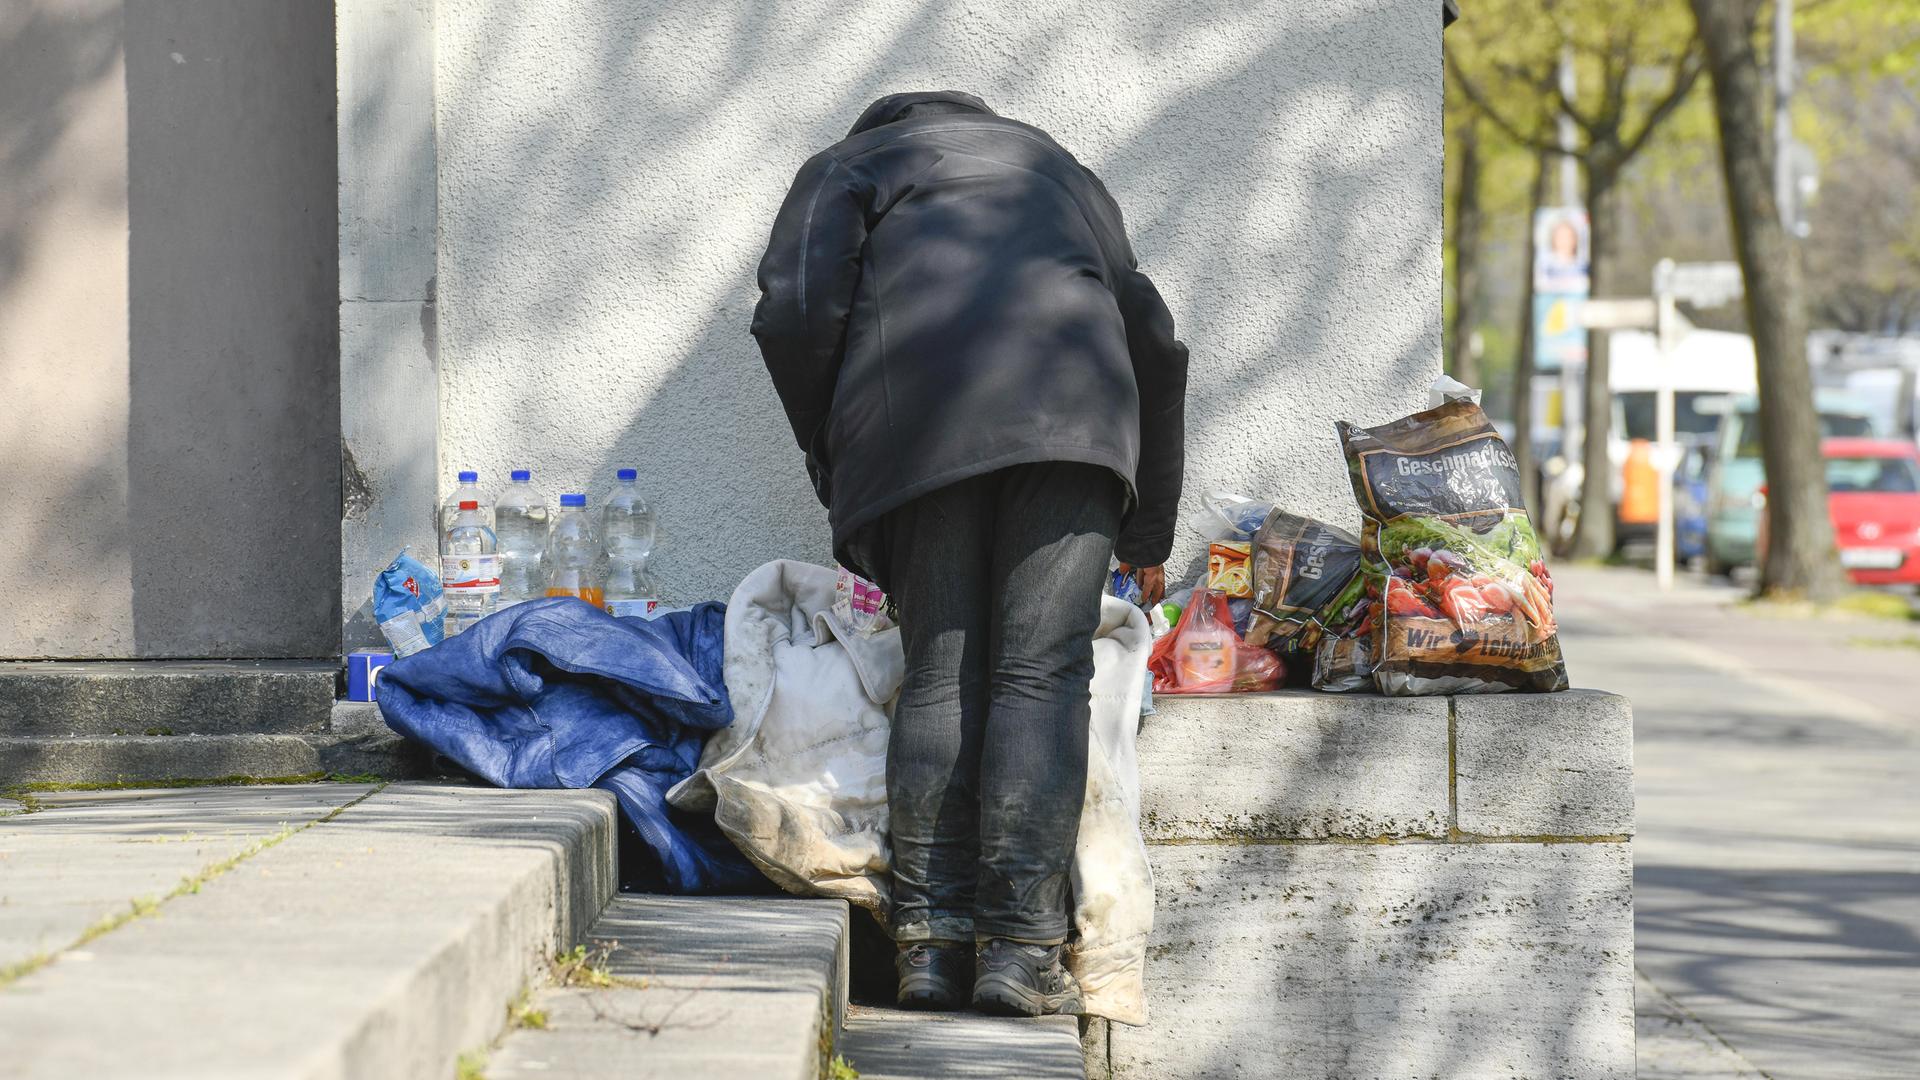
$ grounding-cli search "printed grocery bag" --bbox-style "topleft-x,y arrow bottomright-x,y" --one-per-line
1242,510 -> 1365,650
1336,399 -> 1569,695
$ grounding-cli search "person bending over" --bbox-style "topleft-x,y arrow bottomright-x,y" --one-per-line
752,91 -> 1188,1016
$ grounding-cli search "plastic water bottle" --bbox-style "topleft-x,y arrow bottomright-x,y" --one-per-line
440,500 -> 499,635
545,494 -> 604,607
495,469 -> 548,606
441,470 -> 493,534
602,468 -> 656,563
603,554 -> 659,619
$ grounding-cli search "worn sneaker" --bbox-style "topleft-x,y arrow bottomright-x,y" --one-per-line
895,942 -> 969,1010
971,938 -> 1084,1017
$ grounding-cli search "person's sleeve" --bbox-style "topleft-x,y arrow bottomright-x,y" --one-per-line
1077,167 -> 1189,566
1113,265 -> 1189,567
750,152 -> 871,502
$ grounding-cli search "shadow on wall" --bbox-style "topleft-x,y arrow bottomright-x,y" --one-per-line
0,4 -> 132,658
434,0 -> 1443,606
1,2 -> 341,660
122,0 -> 341,659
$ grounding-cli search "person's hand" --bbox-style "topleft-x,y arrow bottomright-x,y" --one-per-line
1118,563 -> 1166,607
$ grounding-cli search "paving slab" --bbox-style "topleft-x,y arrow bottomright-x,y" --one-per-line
488,985 -> 828,1080
1138,692 -> 1449,841
0,660 -> 336,736
1453,689 -> 1635,837
1553,564 -> 1920,1079
839,1007 -> 1084,1079
489,895 -> 850,1080
1634,972 -> 1766,1080
0,784 -> 375,972
0,782 -> 617,1080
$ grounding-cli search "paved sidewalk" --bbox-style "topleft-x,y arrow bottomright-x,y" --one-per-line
1553,565 -> 1920,1079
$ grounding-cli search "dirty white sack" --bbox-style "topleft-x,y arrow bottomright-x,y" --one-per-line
667,560 -> 1155,1024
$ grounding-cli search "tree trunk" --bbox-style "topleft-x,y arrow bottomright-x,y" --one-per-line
1513,149 -> 1551,517
1449,121 -> 1484,389
1569,161 -> 1621,559
1691,0 -> 1848,600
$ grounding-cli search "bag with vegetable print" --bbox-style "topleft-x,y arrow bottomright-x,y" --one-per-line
1336,399 -> 1569,695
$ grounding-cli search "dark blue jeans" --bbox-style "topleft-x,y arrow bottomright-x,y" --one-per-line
872,461 -> 1124,945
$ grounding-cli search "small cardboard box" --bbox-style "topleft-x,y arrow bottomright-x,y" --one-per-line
346,650 -> 394,702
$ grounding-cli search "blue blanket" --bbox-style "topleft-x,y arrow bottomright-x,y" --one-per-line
376,596 -> 760,893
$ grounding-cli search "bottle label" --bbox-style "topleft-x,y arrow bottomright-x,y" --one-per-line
605,598 -> 660,619
441,553 -> 502,592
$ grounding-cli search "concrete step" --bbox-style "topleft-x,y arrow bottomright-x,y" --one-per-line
487,895 -> 851,1080
0,781 -> 618,1079
0,659 -> 338,737
839,1007 -> 1086,1079
0,730 -> 432,786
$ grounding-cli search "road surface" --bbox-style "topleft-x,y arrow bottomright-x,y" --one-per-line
1551,565 -> 1920,1079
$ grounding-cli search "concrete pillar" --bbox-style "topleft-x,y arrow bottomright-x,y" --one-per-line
338,0 -> 441,651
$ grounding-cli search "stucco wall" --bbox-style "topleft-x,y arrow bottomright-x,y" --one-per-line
434,0 -> 1442,604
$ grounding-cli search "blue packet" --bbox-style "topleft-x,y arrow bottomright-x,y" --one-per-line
374,548 -> 446,656
1109,567 -> 1145,606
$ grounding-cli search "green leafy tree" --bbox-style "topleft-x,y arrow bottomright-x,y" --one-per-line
1449,0 -> 1706,558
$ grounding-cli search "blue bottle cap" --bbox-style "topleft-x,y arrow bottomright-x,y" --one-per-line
510,469 -> 531,482
457,470 -> 478,483
617,468 -> 637,481
560,493 -> 587,508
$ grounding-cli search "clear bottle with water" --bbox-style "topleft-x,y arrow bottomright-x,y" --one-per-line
495,469 -> 548,607
603,553 -> 659,618
602,468 -> 656,563
545,494 -> 604,607
440,500 -> 499,635
441,470 -> 493,534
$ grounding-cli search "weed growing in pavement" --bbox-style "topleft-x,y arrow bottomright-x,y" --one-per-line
550,942 -> 642,990
1830,590 -> 1920,621
828,1054 -> 861,1079
455,1049 -> 489,1079
507,986 -> 549,1030
6,773 -> 329,796
1847,634 -> 1920,650
1740,588 -> 1920,622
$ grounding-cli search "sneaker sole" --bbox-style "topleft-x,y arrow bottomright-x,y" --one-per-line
971,972 -> 1083,1017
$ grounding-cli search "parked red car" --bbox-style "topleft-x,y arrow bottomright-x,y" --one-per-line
1771,439 -> 1920,587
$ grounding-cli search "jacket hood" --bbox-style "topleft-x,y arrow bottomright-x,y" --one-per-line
847,91 -> 994,137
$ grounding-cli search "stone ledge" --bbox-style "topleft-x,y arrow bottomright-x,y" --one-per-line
1139,693 -> 1450,841
0,732 -> 434,787
1454,690 -> 1635,838
1101,840 -> 1634,1080
0,660 -> 337,737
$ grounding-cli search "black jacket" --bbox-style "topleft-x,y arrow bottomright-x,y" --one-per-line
752,91 -> 1189,573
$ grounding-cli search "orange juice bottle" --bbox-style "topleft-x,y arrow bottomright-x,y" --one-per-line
544,494 -> 604,607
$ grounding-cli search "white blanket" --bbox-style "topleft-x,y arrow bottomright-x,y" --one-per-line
667,560 -> 1155,1024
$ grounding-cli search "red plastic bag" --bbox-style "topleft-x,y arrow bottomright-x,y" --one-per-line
1148,589 -> 1283,694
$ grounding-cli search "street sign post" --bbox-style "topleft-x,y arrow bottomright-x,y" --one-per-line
1653,261 -> 1743,589
1577,261 -> 1743,591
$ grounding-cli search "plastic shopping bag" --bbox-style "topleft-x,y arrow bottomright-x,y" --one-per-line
833,564 -> 896,636
374,548 -> 446,657
1242,510 -> 1365,650
1147,589 -> 1283,694
1336,399 -> 1569,695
